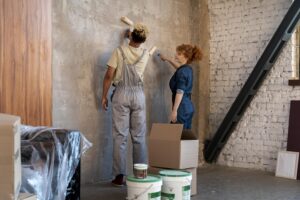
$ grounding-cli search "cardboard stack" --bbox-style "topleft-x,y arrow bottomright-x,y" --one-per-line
0,113 -> 22,200
148,123 -> 199,195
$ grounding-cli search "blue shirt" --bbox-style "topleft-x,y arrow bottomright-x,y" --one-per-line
169,64 -> 193,102
169,64 -> 194,129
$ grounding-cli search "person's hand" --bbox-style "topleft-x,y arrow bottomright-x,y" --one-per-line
159,53 -> 168,62
124,29 -> 131,39
170,110 -> 177,123
101,97 -> 108,110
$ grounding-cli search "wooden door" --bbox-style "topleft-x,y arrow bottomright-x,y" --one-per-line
0,0 -> 52,126
287,100 -> 300,180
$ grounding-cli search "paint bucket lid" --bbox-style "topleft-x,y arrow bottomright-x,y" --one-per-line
127,175 -> 161,183
134,163 -> 148,170
159,170 -> 191,177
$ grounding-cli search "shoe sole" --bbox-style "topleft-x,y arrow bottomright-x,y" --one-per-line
111,182 -> 125,187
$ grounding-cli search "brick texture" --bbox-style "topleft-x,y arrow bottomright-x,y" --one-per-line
208,0 -> 300,171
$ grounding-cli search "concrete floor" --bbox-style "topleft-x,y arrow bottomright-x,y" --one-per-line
81,165 -> 300,200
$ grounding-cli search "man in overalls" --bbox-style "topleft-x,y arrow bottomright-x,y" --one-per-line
101,24 -> 150,186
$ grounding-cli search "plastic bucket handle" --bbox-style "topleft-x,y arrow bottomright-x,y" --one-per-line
126,183 -> 154,200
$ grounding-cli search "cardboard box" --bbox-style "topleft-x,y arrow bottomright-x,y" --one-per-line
0,113 -> 21,200
148,166 -> 197,196
148,123 -> 199,169
18,193 -> 37,200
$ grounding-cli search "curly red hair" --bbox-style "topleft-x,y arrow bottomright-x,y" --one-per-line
176,44 -> 203,63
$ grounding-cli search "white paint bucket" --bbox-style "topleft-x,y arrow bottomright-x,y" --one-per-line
134,163 -> 148,179
126,175 -> 162,200
159,170 -> 192,200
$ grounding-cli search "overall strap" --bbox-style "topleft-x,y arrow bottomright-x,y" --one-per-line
118,46 -> 127,61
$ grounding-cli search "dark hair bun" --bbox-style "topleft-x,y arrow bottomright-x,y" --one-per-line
131,23 -> 149,43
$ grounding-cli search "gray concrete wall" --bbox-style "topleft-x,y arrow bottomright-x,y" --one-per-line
52,0 -> 205,184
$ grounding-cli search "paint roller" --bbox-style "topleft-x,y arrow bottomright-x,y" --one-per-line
121,17 -> 158,57
121,16 -> 134,38
149,46 -> 157,56
121,16 -> 134,26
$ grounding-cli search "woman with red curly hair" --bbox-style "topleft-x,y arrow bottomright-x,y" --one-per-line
160,44 -> 202,129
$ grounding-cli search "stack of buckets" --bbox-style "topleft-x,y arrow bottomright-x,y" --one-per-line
126,164 -> 192,200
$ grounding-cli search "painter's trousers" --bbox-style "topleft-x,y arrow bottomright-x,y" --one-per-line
176,94 -> 194,129
111,47 -> 147,176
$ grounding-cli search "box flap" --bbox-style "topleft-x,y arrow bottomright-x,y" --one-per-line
0,113 -> 20,126
181,129 -> 198,140
180,140 -> 199,168
149,123 -> 183,141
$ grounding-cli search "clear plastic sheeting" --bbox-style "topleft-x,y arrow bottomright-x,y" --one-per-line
20,126 -> 92,200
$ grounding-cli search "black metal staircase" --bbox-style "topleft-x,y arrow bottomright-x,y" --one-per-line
204,0 -> 300,163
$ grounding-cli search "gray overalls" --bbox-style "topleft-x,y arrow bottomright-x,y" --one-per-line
112,47 -> 147,176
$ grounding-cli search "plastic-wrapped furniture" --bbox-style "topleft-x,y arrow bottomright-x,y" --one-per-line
20,126 -> 92,200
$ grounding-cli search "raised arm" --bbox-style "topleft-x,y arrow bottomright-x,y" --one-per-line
159,53 -> 180,69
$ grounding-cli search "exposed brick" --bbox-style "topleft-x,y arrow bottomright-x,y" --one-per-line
208,0 -> 300,172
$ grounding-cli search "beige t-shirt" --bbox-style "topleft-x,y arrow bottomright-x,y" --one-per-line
107,44 -> 150,85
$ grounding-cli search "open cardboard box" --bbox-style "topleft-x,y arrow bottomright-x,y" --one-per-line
148,123 -> 199,169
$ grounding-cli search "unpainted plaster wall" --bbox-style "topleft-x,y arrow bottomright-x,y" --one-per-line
52,0 -> 209,183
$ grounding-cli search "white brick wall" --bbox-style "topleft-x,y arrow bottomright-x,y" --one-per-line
208,0 -> 300,172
